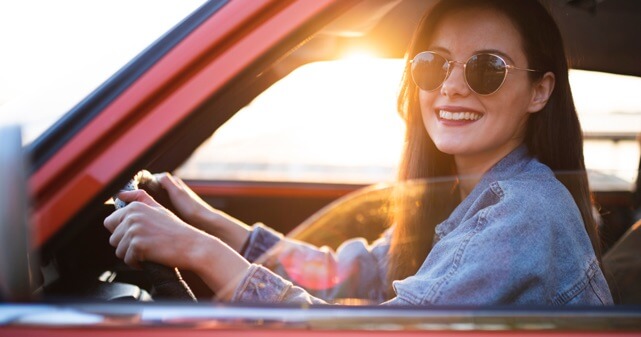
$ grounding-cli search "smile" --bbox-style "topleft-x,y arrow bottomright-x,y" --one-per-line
438,110 -> 482,121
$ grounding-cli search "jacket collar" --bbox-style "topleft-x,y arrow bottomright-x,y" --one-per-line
435,144 -> 531,240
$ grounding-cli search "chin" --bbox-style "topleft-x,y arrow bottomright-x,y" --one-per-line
433,143 -> 467,156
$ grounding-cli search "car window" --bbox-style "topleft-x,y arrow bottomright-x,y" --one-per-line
0,0 -> 207,143
177,58 -> 641,190
177,58 -> 406,184
575,71 -> 641,190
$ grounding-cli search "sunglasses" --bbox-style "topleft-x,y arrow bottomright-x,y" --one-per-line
410,51 -> 541,95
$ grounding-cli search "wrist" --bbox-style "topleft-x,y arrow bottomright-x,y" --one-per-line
201,210 -> 250,252
190,205 -> 216,230
196,208 -> 226,235
184,233 -> 218,272
188,235 -> 251,299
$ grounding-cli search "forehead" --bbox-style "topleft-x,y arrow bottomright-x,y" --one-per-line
429,8 -> 525,61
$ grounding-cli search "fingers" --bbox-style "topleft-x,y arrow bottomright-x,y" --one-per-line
108,210 -> 142,247
173,175 -> 190,190
104,199 -> 151,261
105,205 -> 149,268
114,228 -> 131,260
119,234 -> 144,268
156,173 -> 207,224
104,206 -> 128,233
156,172 -> 179,193
117,189 -> 161,207
108,218 -> 126,246
157,172 -> 193,196
124,244 -> 142,268
104,198 -> 151,233
157,173 -> 193,204
104,175 -> 196,269
104,195 -> 184,268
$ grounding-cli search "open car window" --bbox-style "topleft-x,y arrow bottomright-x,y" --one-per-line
176,58 -> 406,184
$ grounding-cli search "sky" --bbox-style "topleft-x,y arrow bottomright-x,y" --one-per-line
0,0 -> 206,139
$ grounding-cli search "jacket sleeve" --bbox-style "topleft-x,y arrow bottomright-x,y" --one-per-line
233,224 -> 390,303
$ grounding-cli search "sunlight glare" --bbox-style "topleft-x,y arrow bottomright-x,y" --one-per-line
341,49 -> 379,61
178,58 -> 407,183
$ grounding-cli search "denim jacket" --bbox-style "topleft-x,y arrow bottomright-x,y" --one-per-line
230,146 -> 613,305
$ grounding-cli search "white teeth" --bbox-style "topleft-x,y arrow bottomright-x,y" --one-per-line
438,110 -> 482,121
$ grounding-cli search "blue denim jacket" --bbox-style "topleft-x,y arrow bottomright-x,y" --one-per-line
230,146 -> 613,305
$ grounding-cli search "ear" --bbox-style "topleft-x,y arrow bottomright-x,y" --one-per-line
527,71 -> 555,113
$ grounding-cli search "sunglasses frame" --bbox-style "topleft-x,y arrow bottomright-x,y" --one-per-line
410,51 -> 541,95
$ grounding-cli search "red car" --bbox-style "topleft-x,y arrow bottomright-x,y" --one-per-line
1,0 -> 641,335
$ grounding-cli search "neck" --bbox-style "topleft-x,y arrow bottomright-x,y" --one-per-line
454,142 -> 523,199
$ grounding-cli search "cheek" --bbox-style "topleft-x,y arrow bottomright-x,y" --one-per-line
418,90 -> 434,107
484,93 -> 533,139
418,90 -> 437,119
499,77 -> 535,113
500,90 -> 534,123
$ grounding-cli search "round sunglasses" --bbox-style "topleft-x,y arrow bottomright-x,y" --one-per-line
410,51 -> 541,95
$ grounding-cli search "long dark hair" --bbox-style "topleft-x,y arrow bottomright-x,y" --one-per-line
389,0 -> 600,289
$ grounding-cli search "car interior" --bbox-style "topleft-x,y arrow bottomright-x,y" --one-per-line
2,0 -> 641,309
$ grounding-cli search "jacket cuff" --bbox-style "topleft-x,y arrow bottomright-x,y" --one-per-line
242,223 -> 283,263
231,264 -> 292,303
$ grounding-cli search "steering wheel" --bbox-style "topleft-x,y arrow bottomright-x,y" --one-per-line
114,170 -> 197,302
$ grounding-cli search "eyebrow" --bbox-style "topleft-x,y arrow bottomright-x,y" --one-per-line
428,46 -> 517,64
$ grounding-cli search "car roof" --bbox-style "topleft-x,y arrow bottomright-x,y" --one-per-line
310,0 -> 641,76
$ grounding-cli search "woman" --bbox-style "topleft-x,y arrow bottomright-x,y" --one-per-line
104,0 -> 613,305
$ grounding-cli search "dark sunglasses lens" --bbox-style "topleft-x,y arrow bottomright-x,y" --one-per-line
411,52 -> 448,91
465,54 -> 507,95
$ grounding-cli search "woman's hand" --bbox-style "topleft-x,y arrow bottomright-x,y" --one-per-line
104,189 -> 210,269
104,189 -> 250,300
154,173 -> 213,227
156,173 -> 250,252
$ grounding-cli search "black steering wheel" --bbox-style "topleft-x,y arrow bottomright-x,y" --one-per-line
115,170 -> 197,302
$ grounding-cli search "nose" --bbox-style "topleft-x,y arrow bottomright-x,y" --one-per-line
440,61 -> 470,98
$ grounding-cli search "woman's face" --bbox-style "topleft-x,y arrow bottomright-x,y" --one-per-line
419,8 -> 540,173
